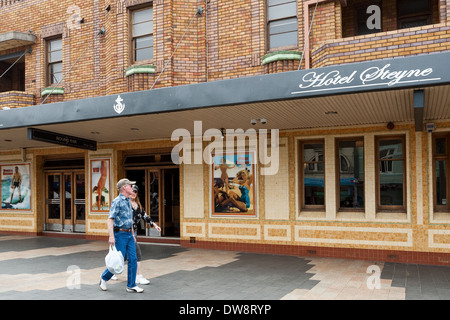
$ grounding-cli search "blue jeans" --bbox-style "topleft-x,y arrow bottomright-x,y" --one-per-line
101,231 -> 137,288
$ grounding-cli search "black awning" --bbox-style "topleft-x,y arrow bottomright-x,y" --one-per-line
1,50 -> 450,130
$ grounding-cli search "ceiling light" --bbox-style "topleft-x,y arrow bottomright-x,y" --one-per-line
250,118 -> 267,125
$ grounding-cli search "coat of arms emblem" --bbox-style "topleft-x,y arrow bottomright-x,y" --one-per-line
113,95 -> 125,114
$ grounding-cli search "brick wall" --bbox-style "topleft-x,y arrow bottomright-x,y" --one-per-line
313,23 -> 450,67
0,91 -> 34,108
0,1 -> 449,104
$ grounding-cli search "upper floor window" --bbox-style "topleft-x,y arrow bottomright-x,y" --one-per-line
47,37 -> 63,85
131,6 -> 154,62
0,52 -> 25,92
397,0 -> 432,29
267,0 -> 298,50
342,0 -> 438,38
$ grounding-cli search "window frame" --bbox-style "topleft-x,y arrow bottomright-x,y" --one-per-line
46,36 -> 63,86
432,133 -> 450,212
375,135 -> 406,212
299,139 -> 325,210
336,137 -> 365,211
266,0 -> 298,51
130,4 -> 154,64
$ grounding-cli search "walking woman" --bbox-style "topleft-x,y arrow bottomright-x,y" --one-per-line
130,184 -> 161,284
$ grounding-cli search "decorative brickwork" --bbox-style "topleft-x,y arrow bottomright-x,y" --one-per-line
313,23 -> 450,68
262,50 -> 301,74
0,91 -> 34,108
126,71 -> 156,91
0,0 -> 23,7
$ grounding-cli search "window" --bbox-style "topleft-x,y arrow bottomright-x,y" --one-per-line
131,6 -> 154,62
300,140 -> 325,208
338,139 -> 364,209
433,134 -> 450,211
376,136 -> 405,210
47,37 -> 63,85
267,0 -> 298,50
0,52 -> 25,92
397,0 -> 432,29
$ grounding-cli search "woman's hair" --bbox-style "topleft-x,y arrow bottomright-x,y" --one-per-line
132,190 -> 143,210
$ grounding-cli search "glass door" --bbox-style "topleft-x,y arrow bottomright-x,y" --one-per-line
74,173 -> 86,231
161,168 -> 180,237
45,171 -> 85,232
46,173 -> 62,231
63,173 -> 72,231
145,168 -> 180,237
147,170 -> 160,236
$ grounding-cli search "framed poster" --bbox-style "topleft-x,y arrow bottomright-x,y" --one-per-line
1,164 -> 31,210
90,159 -> 111,212
211,151 -> 256,217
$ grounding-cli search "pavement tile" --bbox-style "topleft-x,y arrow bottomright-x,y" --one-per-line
0,235 -> 449,301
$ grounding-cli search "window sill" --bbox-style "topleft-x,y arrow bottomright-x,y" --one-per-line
262,50 -> 301,66
336,211 -> 366,221
297,210 -> 409,223
297,210 -> 327,221
431,212 -> 450,224
375,211 -> 408,222
41,87 -> 64,96
125,64 -> 156,77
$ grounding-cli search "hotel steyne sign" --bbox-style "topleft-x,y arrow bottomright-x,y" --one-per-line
291,63 -> 439,96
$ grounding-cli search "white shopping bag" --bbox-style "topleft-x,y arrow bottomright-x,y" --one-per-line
105,245 -> 124,274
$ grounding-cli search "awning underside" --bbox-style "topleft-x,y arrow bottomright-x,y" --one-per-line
0,84 -> 449,151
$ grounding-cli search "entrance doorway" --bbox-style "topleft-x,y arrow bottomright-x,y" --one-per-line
45,171 -> 85,232
126,167 -> 180,237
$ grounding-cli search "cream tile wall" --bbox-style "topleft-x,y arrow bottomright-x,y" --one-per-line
264,137 -> 290,220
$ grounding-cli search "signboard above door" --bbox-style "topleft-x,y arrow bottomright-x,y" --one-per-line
27,128 -> 97,151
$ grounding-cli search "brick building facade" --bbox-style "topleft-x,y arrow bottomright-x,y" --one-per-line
0,0 -> 450,265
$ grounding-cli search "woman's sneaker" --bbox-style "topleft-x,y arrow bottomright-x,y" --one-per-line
99,277 -> 107,291
136,274 -> 150,285
126,286 -> 144,293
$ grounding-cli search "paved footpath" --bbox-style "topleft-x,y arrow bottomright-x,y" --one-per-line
0,234 -> 449,302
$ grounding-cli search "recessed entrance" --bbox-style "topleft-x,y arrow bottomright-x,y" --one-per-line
43,158 -> 85,233
125,157 -> 180,237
